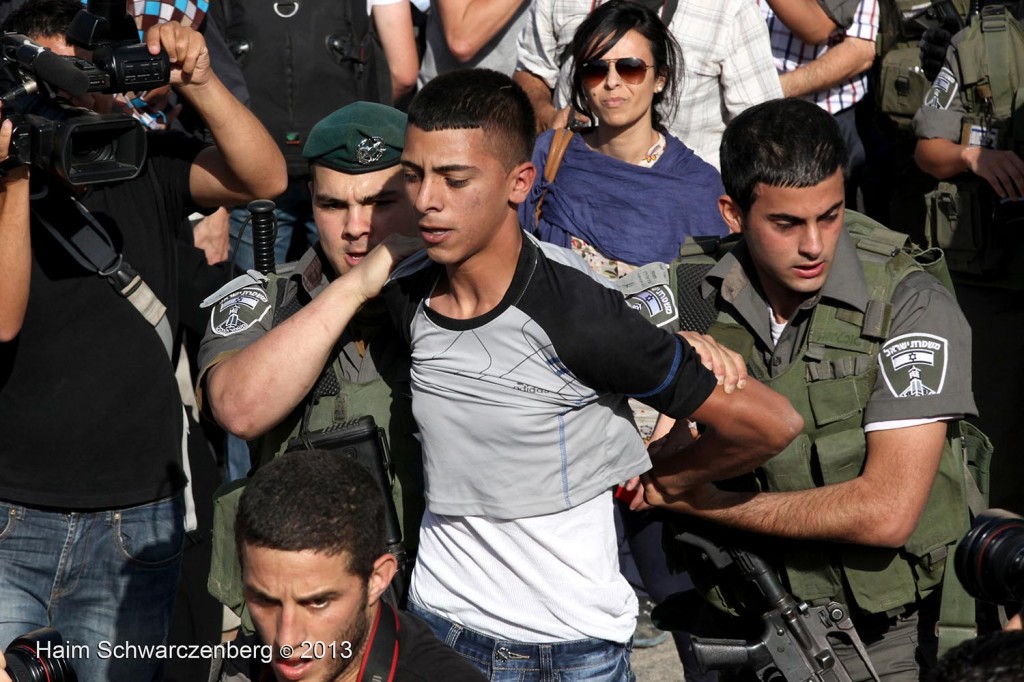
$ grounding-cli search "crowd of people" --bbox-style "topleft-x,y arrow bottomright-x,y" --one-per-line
1,0 -> 1023,681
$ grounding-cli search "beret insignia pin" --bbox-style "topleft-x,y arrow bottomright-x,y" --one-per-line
356,136 -> 387,165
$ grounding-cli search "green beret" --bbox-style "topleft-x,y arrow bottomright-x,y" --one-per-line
302,102 -> 407,174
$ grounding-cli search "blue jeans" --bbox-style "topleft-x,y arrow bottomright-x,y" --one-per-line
0,495 -> 185,682
408,602 -> 635,682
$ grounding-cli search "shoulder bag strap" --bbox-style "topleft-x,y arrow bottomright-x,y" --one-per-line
533,127 -> 575,231
357,601 -> 400,682
30,184 -> 173,361
661,0 -> 679,25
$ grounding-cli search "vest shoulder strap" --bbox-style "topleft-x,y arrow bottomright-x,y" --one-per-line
958,6 -> 1024,117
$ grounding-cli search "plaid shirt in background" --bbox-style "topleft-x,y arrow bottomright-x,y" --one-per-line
757,0 -> 879,113
132,0 -> 209,32
516,0 -> 782,169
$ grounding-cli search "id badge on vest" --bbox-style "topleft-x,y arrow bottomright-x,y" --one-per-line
962,120 -> 998,149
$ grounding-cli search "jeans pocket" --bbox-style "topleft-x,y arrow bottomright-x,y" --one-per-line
112,495 -> 185,567
0,503 -> 19,542
554,642 -> 633,682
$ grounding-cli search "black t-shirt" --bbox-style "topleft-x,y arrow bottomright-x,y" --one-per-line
0,131 -> 206,509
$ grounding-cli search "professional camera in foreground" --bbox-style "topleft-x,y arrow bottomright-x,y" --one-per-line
955,509 -> 1024,606
4,627 -> 78,682
0,0 -> 169,185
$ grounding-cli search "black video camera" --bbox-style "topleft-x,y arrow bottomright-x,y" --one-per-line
954,509 -> 1024,607
0,0 -> 170,185
4,627 -> 78,682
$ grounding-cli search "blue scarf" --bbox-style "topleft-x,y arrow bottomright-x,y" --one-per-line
521,129 -> 728,265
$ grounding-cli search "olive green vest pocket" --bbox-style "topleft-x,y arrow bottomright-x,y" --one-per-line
879,45 -> 933,131
808,377 -> 867,428
926,180 -> 986,276
925,178 -> 1024,287
781,549 -> 845,605
842,547 -> 919,613
208,479 -> 250,629
958,420 -> 993,503
760,434 -> 815,492
814,429 -> 866,486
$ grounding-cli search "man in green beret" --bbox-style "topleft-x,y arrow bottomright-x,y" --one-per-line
195,101 -> 424,629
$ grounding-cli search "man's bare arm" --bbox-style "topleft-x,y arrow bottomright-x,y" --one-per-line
916,137 -> 1024,199
206,235 -> 421,439
146,22 -> 287,207
513,69 -> 572,132
649,378 -> 803,492
0,116 -> 31,342
646,421 -> 948,548
766,0 -> 839,44
779,36 -> 876,98
374,1 -> 419,103
437,0 -> 526,63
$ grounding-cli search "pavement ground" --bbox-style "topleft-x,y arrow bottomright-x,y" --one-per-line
633,634 -> 685,681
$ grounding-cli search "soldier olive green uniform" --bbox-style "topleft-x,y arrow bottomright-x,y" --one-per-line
623,213 -> 984,679
197,248 -> 423,628
195,102 -> 424,631
863,0 -> 970,237
913,3 -> 1024,515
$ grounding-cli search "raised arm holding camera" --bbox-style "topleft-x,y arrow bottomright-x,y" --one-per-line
0,0 -> 285,679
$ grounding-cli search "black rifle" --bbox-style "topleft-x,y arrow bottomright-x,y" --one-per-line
284,416 -> 409,607
677,532 -> 880,682
909,0 -> 967,34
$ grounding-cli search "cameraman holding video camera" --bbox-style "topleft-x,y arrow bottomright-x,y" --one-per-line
0,0 -> 286,679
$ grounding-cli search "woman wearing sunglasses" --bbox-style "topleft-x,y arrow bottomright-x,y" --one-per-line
520,0 -> 728,283
519,3 -> 728,680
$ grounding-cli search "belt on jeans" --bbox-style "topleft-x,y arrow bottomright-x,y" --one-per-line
410,604 -> 628,665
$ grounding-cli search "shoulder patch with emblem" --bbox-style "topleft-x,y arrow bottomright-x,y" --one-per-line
879,332 -> 949,398
924,67 -> 959,110
617,263 -> 679,328
209,286 -> 272,337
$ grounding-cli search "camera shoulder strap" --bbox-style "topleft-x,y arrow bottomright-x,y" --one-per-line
357,601 -> 400,682
30,182 -> 173,361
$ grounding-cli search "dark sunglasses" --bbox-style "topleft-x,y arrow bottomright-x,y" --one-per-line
579,57 -> 655,87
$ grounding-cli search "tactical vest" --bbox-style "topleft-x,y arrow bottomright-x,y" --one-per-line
956,5 -> 1024,157
667,214 -> 986,622
924,5 -> 1024,287
214,0 -> 392,177
207,265 -> 422,632
876,0 -> 971,133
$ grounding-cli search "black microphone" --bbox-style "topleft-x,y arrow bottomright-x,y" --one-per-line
1,34 -> 90,97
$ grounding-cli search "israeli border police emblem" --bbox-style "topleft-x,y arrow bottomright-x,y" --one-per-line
879,333 -> 948,398
210,286 -> 271,337
356,136 -> 387,165
924,67 -> 958,110
618,263 -> 679,329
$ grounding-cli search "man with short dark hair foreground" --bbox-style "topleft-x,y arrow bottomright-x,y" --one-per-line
214,450 -> 484,682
